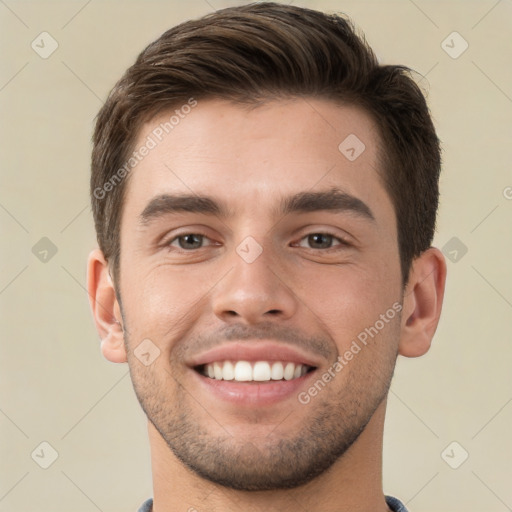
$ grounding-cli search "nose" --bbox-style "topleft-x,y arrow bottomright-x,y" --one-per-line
211,242 -> 298,325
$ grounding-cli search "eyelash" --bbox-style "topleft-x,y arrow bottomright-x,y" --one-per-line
164,232 -> 351,252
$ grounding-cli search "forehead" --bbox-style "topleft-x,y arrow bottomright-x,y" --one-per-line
122,97 -> 394,228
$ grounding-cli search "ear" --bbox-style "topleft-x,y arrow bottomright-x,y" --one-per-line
87,248 -> 127,363
399,247 -> 447,358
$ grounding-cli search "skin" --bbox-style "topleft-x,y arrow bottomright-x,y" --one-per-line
88,97 -> 447,512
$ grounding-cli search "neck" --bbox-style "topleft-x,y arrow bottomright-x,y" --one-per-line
148,399 -> 391,512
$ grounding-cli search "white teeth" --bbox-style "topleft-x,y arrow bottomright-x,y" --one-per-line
202,360 -> 311,382
222,360 -> 235,380
283,362 -> 295,380
234,361 -> 252,381
214,362 -> 223,380
253,361 -> 271,381
271,362 -> 284,380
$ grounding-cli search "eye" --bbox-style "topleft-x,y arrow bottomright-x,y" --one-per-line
296,233 -> 350,250
167,233 -> 215,250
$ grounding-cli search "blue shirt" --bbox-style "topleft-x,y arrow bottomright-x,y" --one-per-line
138,495 -> 409,511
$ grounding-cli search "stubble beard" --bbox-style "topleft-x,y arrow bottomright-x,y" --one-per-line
125,328 -> 399,491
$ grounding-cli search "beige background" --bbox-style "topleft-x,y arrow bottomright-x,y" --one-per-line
1,1 -> 511,511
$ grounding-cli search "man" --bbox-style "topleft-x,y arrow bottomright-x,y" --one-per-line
87,3 -> 447,511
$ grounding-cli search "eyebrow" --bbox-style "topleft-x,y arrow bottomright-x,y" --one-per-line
138,187 -> 375,226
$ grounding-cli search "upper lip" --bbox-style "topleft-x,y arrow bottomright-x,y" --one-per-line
187,341 -> 323,369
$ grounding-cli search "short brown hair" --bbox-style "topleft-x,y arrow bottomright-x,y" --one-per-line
91,2 -> 441,289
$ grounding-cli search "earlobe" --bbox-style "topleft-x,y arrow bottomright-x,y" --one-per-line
399,247 -> 447,358
87,249 -> 127,363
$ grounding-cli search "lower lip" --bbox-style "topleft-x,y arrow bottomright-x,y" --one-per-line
191,369 -> 317,406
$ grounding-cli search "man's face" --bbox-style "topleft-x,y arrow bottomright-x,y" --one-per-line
117,97 -> 403,490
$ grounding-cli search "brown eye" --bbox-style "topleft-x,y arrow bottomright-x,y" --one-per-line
307,233 -> 333,249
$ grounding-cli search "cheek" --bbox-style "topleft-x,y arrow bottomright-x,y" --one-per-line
121,262 -> 215,346
294,261 -> 401,351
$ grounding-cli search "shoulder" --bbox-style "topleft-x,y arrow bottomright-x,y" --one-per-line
137,498 -> 153,512
385,495 -> 410,512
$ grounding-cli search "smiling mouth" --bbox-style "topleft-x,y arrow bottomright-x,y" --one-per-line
195,360 -> 316,382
